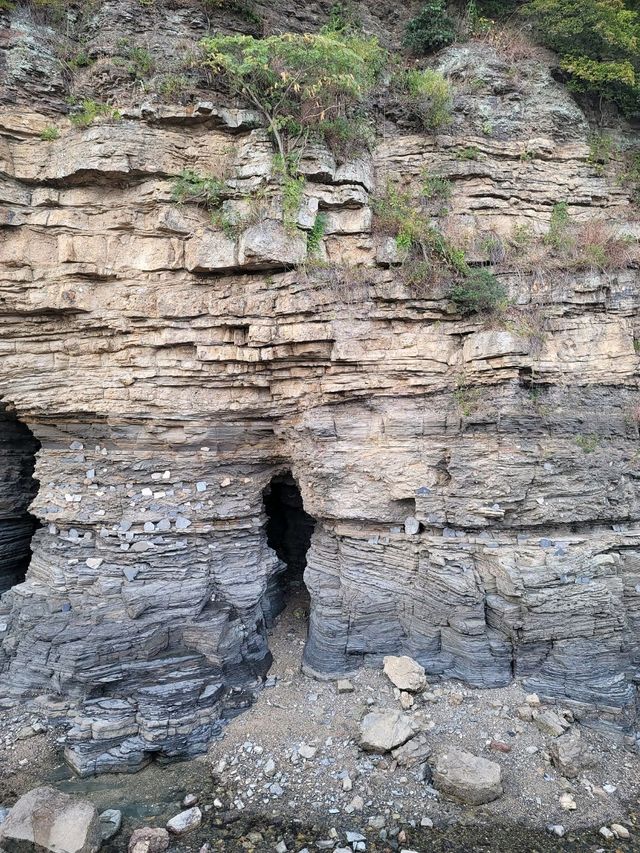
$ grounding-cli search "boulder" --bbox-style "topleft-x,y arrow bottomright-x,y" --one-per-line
128,827 -> 170,853
99,809 -> 122,841
166,806 -> 202,835
432,749 -> 503,804
383,656 -> 427,692
549,729 -> 594,778
359,710 -> 417,753
0,786 -> 101,853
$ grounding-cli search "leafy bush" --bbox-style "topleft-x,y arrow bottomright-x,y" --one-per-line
70,100 -> 120,128
171,170 -> 225,208
373,182 -> 505,313
404,0 -> 456,54
199,30 -> 386,162
40,126 -> 60,141
526,0 -> 639,114
396,68 -> 453,131
448,268 -> 507,313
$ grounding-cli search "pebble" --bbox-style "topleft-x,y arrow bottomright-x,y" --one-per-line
420,817 -> 434,828
599,826 -> 615,840
547,825 -> 565,837
298,743 -> 317,760
263,758 -> 276,777
611,823 -> 630,839
337,679 -> 354,694
275,841 -> 287,853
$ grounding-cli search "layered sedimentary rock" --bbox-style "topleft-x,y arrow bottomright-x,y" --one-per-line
0,13 -> 639,774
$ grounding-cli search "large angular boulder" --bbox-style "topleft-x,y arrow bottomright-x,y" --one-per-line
432,749 -> 503,804
0,786 -> 101,853
359,710 -> 417,753
383,655 -> 427,692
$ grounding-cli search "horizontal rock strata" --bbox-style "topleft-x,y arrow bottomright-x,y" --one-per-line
0,33 -> 639,773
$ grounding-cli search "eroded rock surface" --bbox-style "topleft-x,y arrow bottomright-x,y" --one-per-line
0,5 -> 639,776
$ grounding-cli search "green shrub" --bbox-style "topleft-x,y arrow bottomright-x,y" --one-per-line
404,0 -> 456,54
421,171 -> 452,202
171,170 -> 225,208
544,200 -> 572,251
307,213 -> 327,256
448,267 -> 507,313
116,41 -> 155,79
397,68 -> 453,131
40,126 -> 60,141
70,100 -> 120,128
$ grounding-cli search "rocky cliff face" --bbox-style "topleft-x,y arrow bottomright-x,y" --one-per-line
1,1 -> 639,776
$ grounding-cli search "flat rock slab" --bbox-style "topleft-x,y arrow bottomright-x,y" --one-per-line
383,656 -> 427,692
0,786 -> 101,853
433,749 -> 503,805
359,710 -> 417,753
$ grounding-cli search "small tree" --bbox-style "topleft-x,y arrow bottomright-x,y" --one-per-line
200,30 -> 386,163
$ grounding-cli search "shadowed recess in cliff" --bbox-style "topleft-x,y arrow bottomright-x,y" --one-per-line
262,471 -> 316,628
0,404 -> 40,595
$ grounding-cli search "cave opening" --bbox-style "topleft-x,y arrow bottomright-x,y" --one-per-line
262,471 -> 316,629
0,404 -> 41,595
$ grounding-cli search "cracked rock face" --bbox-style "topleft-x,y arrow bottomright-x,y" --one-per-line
0,8 -> 639,775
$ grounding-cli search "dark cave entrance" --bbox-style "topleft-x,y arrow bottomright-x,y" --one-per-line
0,404 -> 41,595
262,471 -> 316,627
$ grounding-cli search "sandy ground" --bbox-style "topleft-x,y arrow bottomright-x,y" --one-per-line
205,587 -> 640,838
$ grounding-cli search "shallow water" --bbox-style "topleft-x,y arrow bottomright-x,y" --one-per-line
45,757 -> 637,852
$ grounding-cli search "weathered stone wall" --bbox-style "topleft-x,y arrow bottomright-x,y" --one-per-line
0,5 -> 639,774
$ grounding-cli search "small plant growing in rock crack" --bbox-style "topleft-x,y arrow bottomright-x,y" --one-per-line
115,40 -> 155,80
307,213 -> 327,257
394,68 -> 453,132
455,146 -> 480,160
544,201 -> 571,251
70,100 -> 121,128
588,133 -> 615,174
421,171 -> 453,204
171,170 -> 226,209
40,126 -> 60,141
448,267 -> 508,314
575,433 -> 599,454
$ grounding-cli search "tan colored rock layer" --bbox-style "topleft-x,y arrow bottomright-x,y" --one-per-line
0,41 -> 639,774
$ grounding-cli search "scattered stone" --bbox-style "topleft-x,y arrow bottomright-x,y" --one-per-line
263,758 -> 276,777
298,742 -> 317,760
383,656 -> 427,692
547,825 -> 565,838
525,693 -> 541,707
342,776 -> 353,792
99,809 -> 122,841
432,749 -> 503,805
420,817 -> 434,828
391,733 -> 431,768
368,816 -> 385,830
399,691 -> 414,710
599,826 -> 615,840
166,806 -> 202,835
275,841 -> 287,853
345,795 -> 364,814
359,710 -> 417,753
183,794 -> 198,808
559,792 -> 576,811
533,710 -> 570,737
549,729 -> 594,778
0,786 -> 101,853
489,740 -> 512,754
611,823 -> 630,839
336,679 -> 354,694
